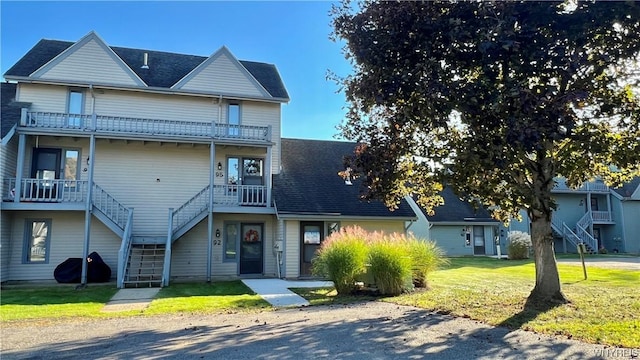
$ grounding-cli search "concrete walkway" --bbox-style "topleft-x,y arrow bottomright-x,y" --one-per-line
242,279 -> 333,307
102,288 -> 161,312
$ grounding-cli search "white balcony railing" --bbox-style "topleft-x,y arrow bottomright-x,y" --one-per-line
553,179 -> 609,193
213,185 -> 267,206
2,178 -> 88,202
591,210 -> 613,223
24,112 -> 271,142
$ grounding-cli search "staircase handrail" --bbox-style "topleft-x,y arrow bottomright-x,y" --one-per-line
551,216 -> 564,233
92,183 -> 130,230
172,185 -> 210,232
117,208 -> 134,288
561,223 -> 580,249
576,211 -> 592,231
575,224 -> 598,252
163,208 -> 174,287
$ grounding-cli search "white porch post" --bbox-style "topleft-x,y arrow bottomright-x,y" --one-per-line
14,133 -> 26,203
80,134 -> 96,285
207,141 -> 215,282
266,146 -> 272,207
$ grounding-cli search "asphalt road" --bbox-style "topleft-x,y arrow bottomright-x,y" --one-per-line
2,302 -> 630,360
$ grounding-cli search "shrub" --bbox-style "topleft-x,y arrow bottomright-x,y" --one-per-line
405,235 -> 449,288
367,240 -> 413,296
507,231 -> 532,260
313,226 -> 448,295
312,227 -> 368,295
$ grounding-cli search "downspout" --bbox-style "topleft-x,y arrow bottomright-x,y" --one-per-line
81,134 -> 96,286
80,85 -> 96,286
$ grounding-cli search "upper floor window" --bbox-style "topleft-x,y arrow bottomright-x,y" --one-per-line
23,219 -> 52,263
68,90 -> 84,127
227,103 -> 240,136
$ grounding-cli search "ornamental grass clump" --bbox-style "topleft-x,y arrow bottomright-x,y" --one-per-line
404,235 -> 449,288
507,231 -> 532,260
312,227 -> 368,295
367,240 -> 413,296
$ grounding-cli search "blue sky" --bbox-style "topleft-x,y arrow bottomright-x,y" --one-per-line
1,1 -> 352,140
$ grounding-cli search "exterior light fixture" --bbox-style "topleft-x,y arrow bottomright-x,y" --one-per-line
215,229 -> 221,238
217,162 -> 223,171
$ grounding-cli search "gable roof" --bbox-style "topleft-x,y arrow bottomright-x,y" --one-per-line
417,187 -> 498,223
1,82 -> 21,139
30,31 -> 147,87
273,138 -> 416,219
612,176 -> 640,199
4,38 -> 289,100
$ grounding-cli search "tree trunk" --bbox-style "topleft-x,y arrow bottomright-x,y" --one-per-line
527,149 -> 568,306
528,210 -> 569,306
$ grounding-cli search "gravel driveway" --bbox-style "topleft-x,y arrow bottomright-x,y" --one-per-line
2,302 -> 631,360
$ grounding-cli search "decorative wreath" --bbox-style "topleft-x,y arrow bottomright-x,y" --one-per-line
245,229 -> 260,242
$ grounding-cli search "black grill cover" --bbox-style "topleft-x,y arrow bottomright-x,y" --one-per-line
54,252 -> 112,283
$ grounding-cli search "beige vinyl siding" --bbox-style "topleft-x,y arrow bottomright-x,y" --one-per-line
1,211 -> 12,281
2,135 -> 18,197
341,220 -> 406,234
179,52 -> 265,97
6,212 -> 119,281
284,220 -> 300,278
170,220 -> 208,280
38,38 -> 140,86
170,214 -> 277,279
93,140 -> 210,236
94,89 -> 218,123
240,102 -> 281,174
17,84 -> 69,114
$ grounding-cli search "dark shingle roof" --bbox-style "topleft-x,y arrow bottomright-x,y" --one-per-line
612,176 -> 640,198
420,187 -> 498,223
1,82 -> 20,139
4,39 -> 289,100
273,138 -> 416,218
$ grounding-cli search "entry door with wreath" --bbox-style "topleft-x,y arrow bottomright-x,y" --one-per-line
239,223 -> 263,275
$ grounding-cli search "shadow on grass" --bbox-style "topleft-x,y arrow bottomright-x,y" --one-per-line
498,296 -> 564,330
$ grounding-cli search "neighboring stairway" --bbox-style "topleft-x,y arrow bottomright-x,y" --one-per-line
551,213 -> 598,254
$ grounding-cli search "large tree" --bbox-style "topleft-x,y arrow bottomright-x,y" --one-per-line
332,0 -> 640,304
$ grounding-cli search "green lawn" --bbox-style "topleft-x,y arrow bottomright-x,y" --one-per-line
295,257 -> 640,348
0,284 -> 119,321
1,280 -> 269,322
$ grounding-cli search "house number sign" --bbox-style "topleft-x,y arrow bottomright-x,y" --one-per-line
215,171 -> 224,178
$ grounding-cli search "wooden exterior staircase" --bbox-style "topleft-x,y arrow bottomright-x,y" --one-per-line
123,243 -> 165,288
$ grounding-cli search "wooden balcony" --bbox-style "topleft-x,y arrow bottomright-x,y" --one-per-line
22,111 -> 272,143
213,185 -> 267,207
